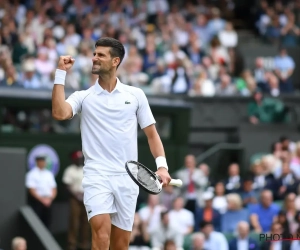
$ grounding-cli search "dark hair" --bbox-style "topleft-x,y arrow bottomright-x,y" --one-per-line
160,210 -> 169,219
199,221 -> 213,229
279,136 -> 289,143
95,37 -> 125,68
243,176 -> 254,183
270,142 -> 278,153
164,240 -> 176,250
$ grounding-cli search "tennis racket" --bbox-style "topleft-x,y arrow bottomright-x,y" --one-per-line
125,160 -> 183,195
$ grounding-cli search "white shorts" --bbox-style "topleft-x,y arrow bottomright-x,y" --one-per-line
82,174 -> 139,231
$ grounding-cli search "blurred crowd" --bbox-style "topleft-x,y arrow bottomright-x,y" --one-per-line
129,135 -> 300,250
0,0 -> 297,97
255,0 -> 300,47
18,136 -> 300,250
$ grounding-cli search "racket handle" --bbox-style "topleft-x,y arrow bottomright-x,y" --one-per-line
169,179 -> 183,187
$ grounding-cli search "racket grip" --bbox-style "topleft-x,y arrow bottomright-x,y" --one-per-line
169,179 -> 183,187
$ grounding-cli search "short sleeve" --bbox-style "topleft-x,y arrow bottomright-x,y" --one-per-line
25,172 -> 36,189
138,207 -> 148,221
62,167 -> 73,185
249,204 -> 258,215
187,211 -> 195,226
288,57 -> 295,69
65,91 -> 83,118
136,89 -> 156,129
49,173 -> 57,188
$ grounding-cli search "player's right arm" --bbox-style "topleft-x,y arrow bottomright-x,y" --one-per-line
52,56 -> 75,120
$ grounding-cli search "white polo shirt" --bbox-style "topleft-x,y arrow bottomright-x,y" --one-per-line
26,167 -> 57,197
66,78 -> 156,176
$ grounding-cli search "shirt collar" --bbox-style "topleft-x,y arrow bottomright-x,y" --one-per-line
94,77 -> 123,94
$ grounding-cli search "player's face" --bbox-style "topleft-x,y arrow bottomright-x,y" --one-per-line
92,46 -> 119,75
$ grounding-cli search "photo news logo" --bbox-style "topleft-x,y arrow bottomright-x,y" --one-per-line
260,234 -> 300,242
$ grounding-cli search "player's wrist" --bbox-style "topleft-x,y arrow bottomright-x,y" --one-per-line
54,69 -> 66,85
155,156 -> 168,171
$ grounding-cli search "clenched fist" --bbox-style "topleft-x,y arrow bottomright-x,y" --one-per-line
58,55 -> 75,71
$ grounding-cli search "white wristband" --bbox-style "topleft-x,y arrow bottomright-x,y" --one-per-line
155,156 -> 168,171
54,69 -> 66,85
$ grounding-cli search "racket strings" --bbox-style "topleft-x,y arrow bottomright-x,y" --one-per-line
137,166 -> 160,193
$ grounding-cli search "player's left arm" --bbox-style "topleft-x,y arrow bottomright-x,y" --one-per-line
143,124 -> 171,186
137,89 -> 171,186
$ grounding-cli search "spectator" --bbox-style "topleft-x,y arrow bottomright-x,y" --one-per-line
164,43 -> 187,69
194,191 -> 221,232
169,59 -> 191,94
208,38 -> 230,67
187,41 -> 204,66
198,163 -> 214,190
25,154 -> 57,228
19,59 -> 41,89
218,22 -> 238,48
221,193 -> 249,233
276,210 -> 291,239
280,136 -> 297,154
254,57 -> 268,92
193,14 -> 211,48
235,70 -> 257,96
256,7 -> 274,36
190,232 -> 205,250
281,193 -> 298,235
163,240 -> 177,250
159,185 -> 179,211
11,34 -> 28,65
252,156 -> 277,194
0,64 -> 20,87
248,88 -> 288,125
34,47 -> 55,88
200,221 -> 228,250
188,71 -> 216,97
273,47 -> 295,93
215,74 -> 236,96
142,42 -> 160,77
138,194 -> 166,234
265,72 -> 280,97
150,211 -> 184,250
201,56 -> 220,82
11,237 -> 27,250
169,197 -> 194,235
275,162 -> 299,200
265,15 -> 282,45
207,8 -> 226,37
62,150 -> 90,250
129,213 -> 150,249
228,221 -> 260,250
281,12 -> 300,47
290,142 -> 300,178
249,189 -> 280,233
176,154 -> 208,213
64,23 -> 81,49
274,150 -> 293,178
225,163 -> 242,194
239,178 -> 258,208
260,222 -> 291,250
212,181 -> 228,214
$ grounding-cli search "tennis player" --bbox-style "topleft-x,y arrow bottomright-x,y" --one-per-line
52,37 -> 171,250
